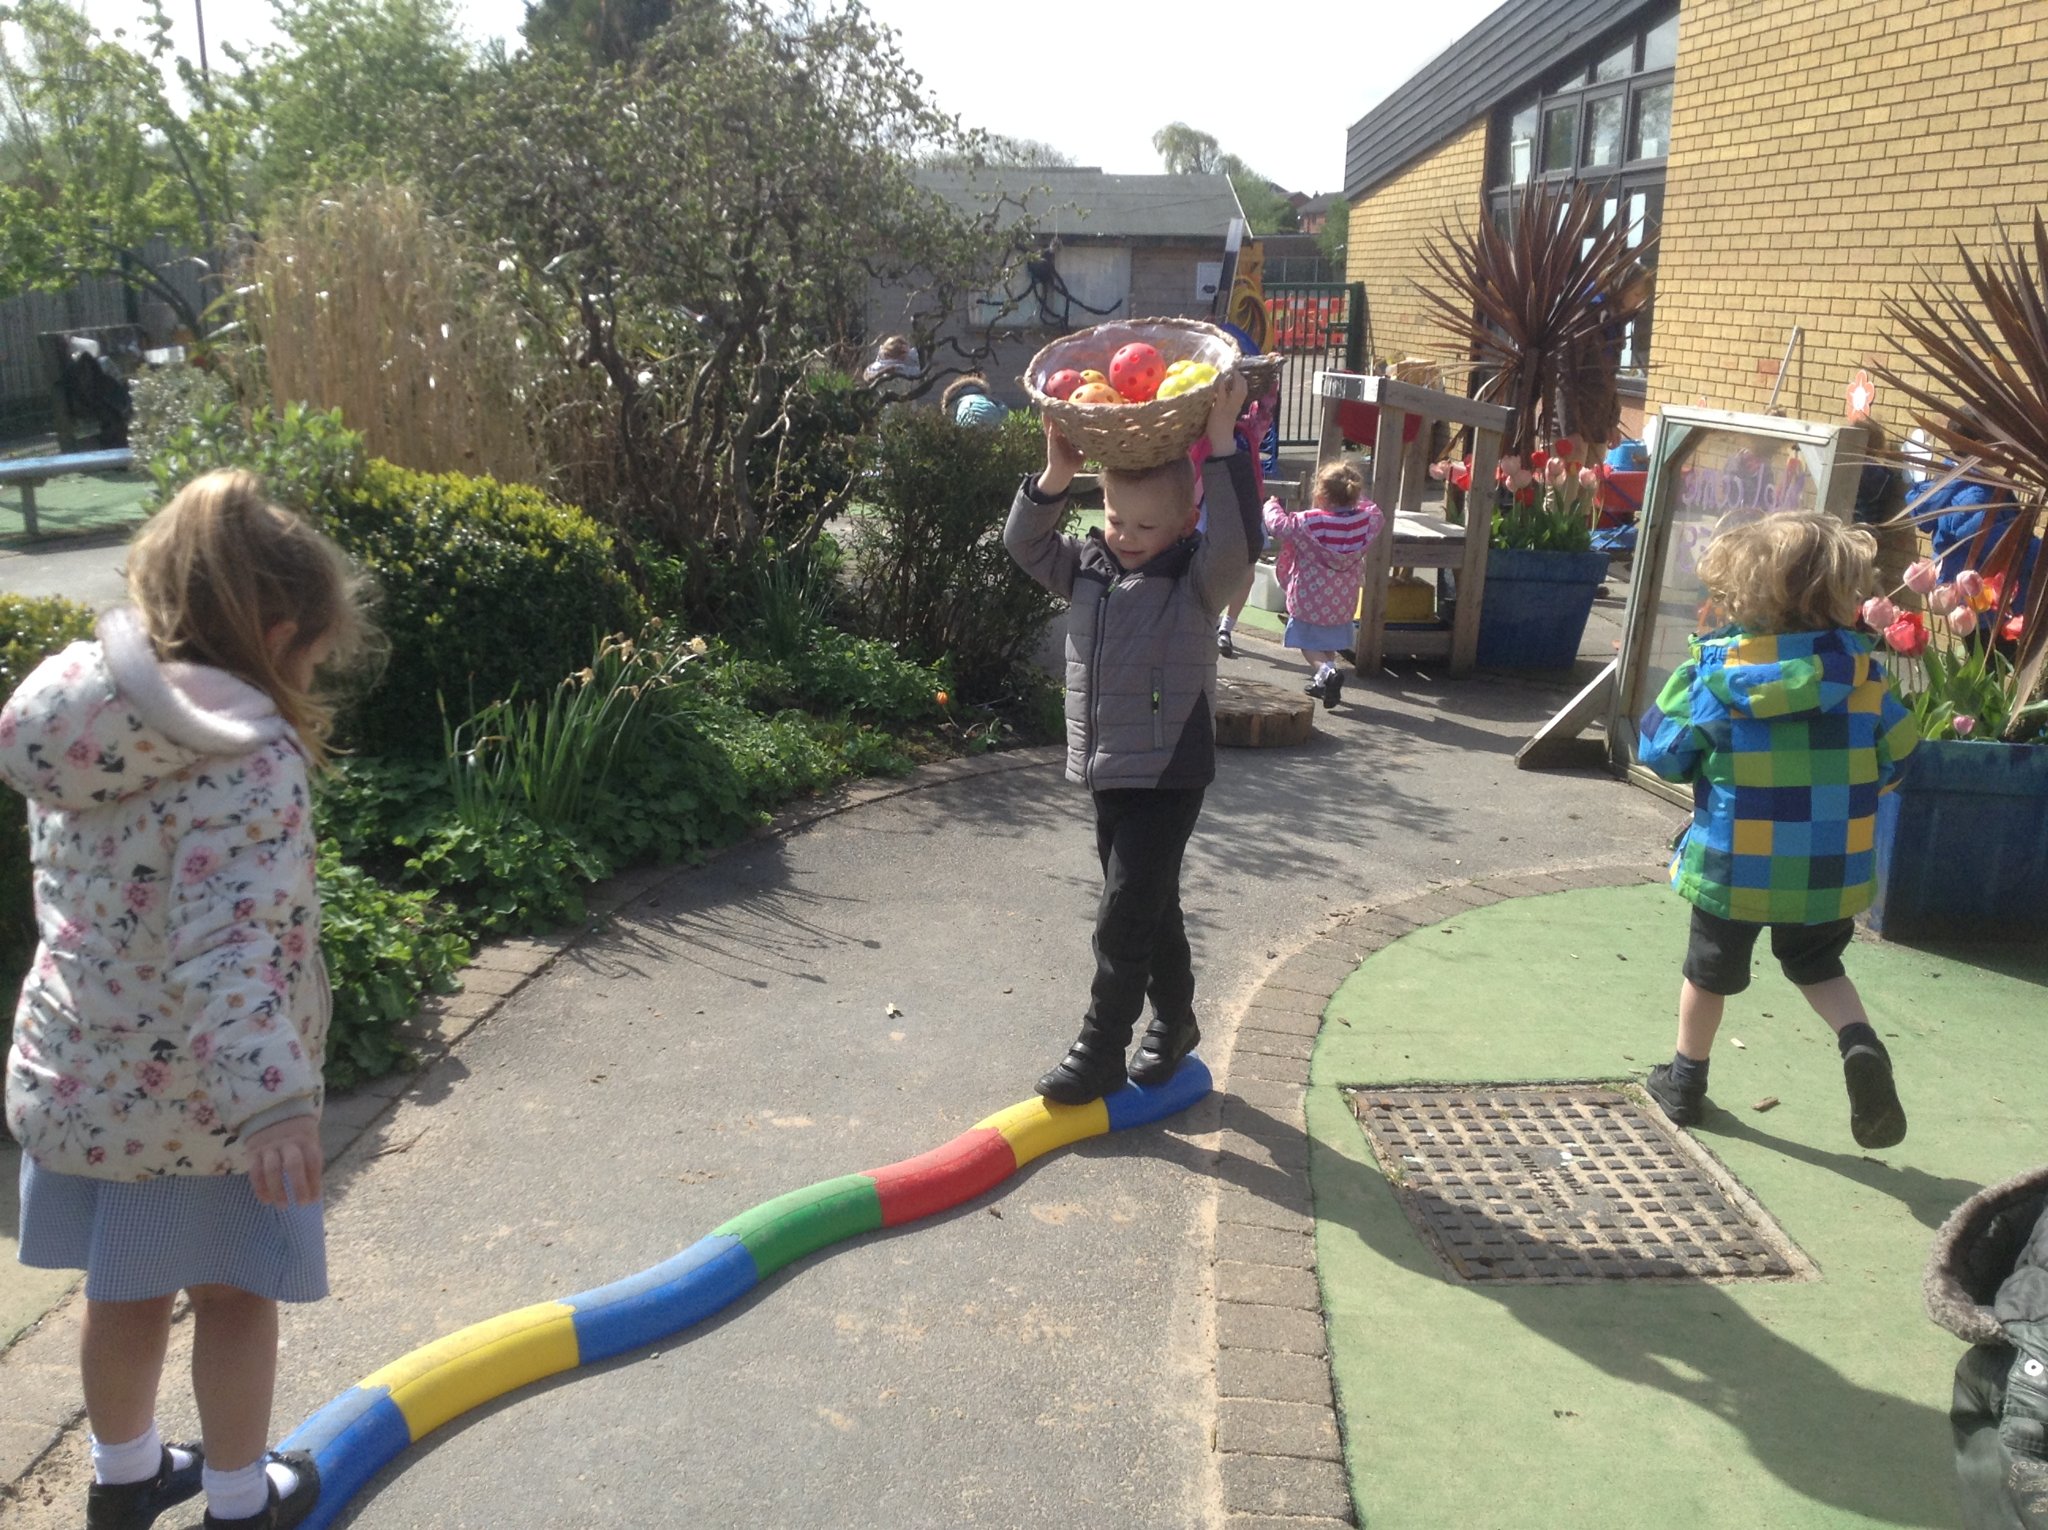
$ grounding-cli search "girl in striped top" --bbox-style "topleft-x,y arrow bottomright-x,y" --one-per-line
1262,460 -> 1383,708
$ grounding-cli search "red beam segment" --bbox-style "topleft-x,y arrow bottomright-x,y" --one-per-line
867,1128 -> 1018,1227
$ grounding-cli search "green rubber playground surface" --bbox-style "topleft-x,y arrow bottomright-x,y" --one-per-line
0,469 -> 151,545
1309,884 -> 2048,1530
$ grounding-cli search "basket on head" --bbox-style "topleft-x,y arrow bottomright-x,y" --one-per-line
1022,317 -> 1240,471
1237,351 -> 1285,402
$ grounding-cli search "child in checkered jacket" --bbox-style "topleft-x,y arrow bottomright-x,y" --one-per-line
1636,511 -> 1919,1148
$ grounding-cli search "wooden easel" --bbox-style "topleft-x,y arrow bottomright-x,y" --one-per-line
1312,371 -> 1516,677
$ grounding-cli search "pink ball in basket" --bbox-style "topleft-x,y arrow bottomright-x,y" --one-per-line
1042,368 -> 1085,401
1108,343 -> 1165,404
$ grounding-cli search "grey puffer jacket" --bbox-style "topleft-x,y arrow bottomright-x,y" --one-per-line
1927,1165 -> 2048,1528
1005,452 -> 1261,791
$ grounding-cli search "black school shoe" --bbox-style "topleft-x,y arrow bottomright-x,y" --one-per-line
1217,628 -> 1236,658
1128,1013 -> 1201,1087
86,1444 -> 204,1530
203,1452 -> 321,1530
1322,673 -> 1343,710
1843,1039 -> 1907,1150
1644,1062 -> 1707,1127
1037,1034 -> 1129,1105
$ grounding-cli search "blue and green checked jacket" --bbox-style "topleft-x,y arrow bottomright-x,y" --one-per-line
1638,626 -> 1919,924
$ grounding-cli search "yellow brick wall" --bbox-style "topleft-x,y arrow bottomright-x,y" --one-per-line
1345,122 -> 1490,368
1651,0 -> 2048,430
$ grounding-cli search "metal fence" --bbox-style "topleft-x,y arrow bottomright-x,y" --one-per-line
0,239 -> 207,439
1264,281 -> 1368,447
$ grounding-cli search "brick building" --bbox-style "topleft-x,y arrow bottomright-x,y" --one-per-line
1342,0 -> 2048,436
870,168 -> 1243,407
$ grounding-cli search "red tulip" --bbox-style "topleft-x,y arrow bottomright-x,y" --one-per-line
1884,612 -> 1930,656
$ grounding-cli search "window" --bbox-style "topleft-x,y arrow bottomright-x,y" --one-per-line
1485,5 -> 1677,383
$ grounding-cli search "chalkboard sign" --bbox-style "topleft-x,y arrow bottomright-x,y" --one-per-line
1608,406 -> 1867,797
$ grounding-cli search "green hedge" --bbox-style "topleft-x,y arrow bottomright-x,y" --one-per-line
317,461 -> 644,753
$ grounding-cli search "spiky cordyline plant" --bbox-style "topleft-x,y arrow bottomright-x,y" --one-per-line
1875,215 -> 2048,723
1416,177 -> 1656,459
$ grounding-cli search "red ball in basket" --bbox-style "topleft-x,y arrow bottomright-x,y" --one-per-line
1108,342 -> 1165,403
1021,317 -> 1241,471
1043,368 -> 1085,401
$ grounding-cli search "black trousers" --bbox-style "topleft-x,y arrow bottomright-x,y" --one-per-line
1084,786 -> 1207,1046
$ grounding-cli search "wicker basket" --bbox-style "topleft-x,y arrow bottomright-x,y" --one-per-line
1022,317 -> 1240,470
1238,351 -> 1285,401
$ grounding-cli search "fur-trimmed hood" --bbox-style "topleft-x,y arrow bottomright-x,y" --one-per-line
0,607 -> 293,812
1927,1164 -> 2048,1347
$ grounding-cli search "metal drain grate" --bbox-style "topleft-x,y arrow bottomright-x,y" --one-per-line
1350,1086 -> 1812,1284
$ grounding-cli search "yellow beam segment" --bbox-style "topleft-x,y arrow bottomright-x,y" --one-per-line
975,1096 -> 1109,1168
362,1301 -> 580,1440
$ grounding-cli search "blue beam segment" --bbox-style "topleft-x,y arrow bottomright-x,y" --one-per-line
281,1387 -> 412,1530
565,1234 -> 758,1364
1104,1055 -> 1214,1131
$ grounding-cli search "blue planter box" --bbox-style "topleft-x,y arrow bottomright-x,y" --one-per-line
1867,739 -> 2048,941
1476,548 -> 1609,670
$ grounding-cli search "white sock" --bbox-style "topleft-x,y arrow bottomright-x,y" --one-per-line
1316,662 -> 1337,682
1219,614 -> 1236,633
203,1458 -> 298,1521
92,1422 -> 170,1486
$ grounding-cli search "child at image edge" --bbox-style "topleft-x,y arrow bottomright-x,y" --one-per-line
1006,374 -> 1257,1103
1638,510 -> 1918,1148
1261,459 -> 1382,709
3,470 -> 372,1530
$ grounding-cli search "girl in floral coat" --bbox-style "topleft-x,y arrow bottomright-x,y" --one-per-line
3,471 -> 371,1530
1262,460 -> 1383,709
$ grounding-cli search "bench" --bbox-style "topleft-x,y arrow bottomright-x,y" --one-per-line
0,448 -> 136,537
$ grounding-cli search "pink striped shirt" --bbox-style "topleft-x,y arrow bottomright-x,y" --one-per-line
1262,498 -> 1385,626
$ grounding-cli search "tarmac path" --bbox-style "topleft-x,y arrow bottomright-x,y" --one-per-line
1,639 -> 1679,1528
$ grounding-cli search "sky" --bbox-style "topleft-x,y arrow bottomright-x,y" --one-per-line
78,0 -> 1507,195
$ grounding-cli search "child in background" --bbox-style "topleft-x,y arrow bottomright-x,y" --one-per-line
1005,375 -> 1256,1103
1638,511 -> 1918,1148
942,374 -> 1009,428
1262,460 -> 1382,708
862,334 -> 921,385
1210,384 -> 1278,658
4,470 -> 373,1529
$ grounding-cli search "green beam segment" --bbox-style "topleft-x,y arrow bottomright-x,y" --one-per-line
714,1174 -> 883,1277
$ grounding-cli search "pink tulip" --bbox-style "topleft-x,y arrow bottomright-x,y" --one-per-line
1929,585 -> 1960,615
1953,569 -> 1985,604
1578,465 -> 1599,488
1505,468 -> 1534,492
1544,456 -> 1568,487
1861,596 -> 1898,630
1953,714 -> 1978,738
1947,604 -> 1979,636
1498,454 -> 1524,478
1428,460 -> 1450,482
1903,559 -> 1940,594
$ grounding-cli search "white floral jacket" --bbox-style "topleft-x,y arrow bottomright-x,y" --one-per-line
1,608 -> 328,1180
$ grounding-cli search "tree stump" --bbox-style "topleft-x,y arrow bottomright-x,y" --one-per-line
1213,675 -> 1315,748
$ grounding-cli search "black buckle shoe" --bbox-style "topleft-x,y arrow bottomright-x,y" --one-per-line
1217,629 -> 1236,658
86,1444 -> 204,1530
1037,1036 -> 1128,1105
1843,1041 -> 1906,1149
202,1452 -> 321,1530
1644,1062 -> 1707,1127
1323,673 -> 1343,710
1129,1013 -> 1201,1087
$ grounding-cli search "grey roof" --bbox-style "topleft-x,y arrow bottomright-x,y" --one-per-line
1343,0 -> 1659,199
915,168 -> 1245,242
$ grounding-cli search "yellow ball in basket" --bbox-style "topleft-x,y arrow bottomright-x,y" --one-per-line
1069,381 -> 1125,405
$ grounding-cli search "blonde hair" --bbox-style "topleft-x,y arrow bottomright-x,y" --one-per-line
1101,456 -> 1197,519
1695,511 -> 1875,634
876,334 -> 913,362
1315,460 -> 1366,508
126,470 -> 376,766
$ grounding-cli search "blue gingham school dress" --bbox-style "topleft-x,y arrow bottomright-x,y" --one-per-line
17,1155 -> 327,1304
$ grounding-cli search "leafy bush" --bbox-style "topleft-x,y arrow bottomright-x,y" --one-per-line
846,407 -> 1069,699
1490,491 -> 1594,554
129,363 -> 237,472
316,845 -> 469,1089
141,396 -> 367,518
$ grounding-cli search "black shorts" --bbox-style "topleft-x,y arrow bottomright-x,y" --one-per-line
1682,906 -> 1854,996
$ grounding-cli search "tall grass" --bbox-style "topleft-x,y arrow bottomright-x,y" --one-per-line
240,183 -> 550,487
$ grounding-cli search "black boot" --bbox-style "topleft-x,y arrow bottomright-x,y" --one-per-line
1037,1030 -> 1128,1105
1128,1012 -> 1201,1087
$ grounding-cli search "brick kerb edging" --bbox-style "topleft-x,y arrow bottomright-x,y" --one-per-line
1207,859 -> 1665,1529
0,744 -> 1064,1499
